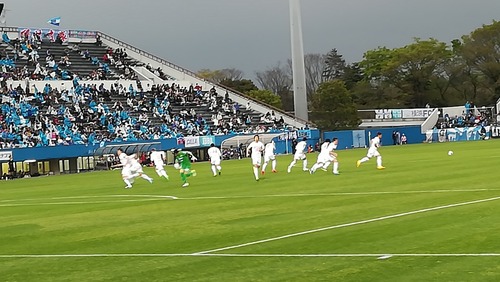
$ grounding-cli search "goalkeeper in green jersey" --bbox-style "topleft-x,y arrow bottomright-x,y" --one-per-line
172,149 -> 197,187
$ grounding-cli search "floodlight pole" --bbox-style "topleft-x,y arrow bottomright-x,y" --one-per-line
289,0 -> 308,122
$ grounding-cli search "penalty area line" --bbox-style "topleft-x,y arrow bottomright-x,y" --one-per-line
0,253 -> 499,259
194,195 -> 500,254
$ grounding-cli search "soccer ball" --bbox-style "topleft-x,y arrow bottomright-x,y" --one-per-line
173,163 -> 180,169
448,150 -> 454,156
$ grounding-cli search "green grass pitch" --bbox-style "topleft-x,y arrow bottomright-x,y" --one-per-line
1,140 -> 500,281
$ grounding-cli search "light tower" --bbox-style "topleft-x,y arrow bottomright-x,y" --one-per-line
289,0 -> 308,122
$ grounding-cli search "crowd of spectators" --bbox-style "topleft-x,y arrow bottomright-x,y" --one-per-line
1,31 -> 141,82
438,103 -> 492,129
0,80 -> 288,149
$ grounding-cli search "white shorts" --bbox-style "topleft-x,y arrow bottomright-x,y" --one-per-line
367,148 -> 380,158
294,152 -> 306,160
317,153 -> 330,164
211,158 -> 221,166
121,167 -> 132,178
130,162 -> 143,174
251,155 -> 262,166
264,154 -> 275,163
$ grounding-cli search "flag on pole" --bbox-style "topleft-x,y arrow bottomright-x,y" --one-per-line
47,16 -> 61,26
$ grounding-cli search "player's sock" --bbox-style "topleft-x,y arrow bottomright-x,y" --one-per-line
262,162 -> 268,172
141,174 -> 153,183
123,178 -> 132,187
322,161 -> 331,169
253,167 -> 259,180
360,157 -> 370,163
216,165 -> 222,173
303,159 -> 308,170
271,160 -> 276,171
161,170 -> 169,180
211,165 -> 217,176
333,162 -> 339,174
155,169 -> 162,177
180,173 -> 187,182
376,156 -> 383,167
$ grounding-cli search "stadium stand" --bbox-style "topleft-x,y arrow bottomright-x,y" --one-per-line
0,27 -> 302,149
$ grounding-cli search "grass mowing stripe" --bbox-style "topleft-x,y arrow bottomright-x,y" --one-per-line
194,195 -> 500,254
1,253 -> 500,258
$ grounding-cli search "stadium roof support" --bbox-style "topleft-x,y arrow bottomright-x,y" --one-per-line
220,133 -> 286,149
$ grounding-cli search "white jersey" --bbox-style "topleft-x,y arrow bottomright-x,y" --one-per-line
247,141 -> 264,158
327,143 -> 337,153
208,147 -> 222,161
119,152 -> 131,168
264,143 -> 275,156
295,141 -> 307,154
370,136 -> 381,150
367,136 -> 381,158
150,151 -> 165,166
319,142 -> 330,156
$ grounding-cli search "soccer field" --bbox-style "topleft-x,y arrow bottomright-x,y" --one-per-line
1,140 -> 500,281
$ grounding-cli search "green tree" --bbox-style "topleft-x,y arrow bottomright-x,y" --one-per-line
310,80 -> 360,130
322,48 -> 346,81
246,89 -> 282,109
460,20 -> 500,103
220,79 -> 258,94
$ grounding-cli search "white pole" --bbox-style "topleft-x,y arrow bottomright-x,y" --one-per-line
289,0 -> 308,122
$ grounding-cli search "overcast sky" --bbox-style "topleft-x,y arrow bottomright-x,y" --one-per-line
3,0 -> 500,79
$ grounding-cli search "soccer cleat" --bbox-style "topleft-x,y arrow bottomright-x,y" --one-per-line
256,178 -> 260,181
272,170 -> 277,173
218,171 -> 221,176
191,170 -> 197,177
377,166 -> 386,170
182,182 -> 190,187
213,174 -> 217,177
287,167 -> 291,173
165,175 -> 169,181
356,160 -> 361,168
303,169 -> 309,172
321,168 -> 327,172
148,178 -> 153,184
125,185 -> 132,189
261,171 -> 265,175
333,172 -> 340,175
309,169 -> 314,174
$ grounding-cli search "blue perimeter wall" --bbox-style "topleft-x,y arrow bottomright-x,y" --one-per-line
1,128 -> 423,162
323,126 -> 423,150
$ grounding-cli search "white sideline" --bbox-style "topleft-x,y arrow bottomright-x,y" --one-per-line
0,253 -> 499,259
194,195 -> 500,254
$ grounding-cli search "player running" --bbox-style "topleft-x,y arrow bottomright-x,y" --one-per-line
246,135 -> 265,181
207,143 -> 222,177
116,148 -> 153,188
357,132 -> 385,170
324,138 -> 340,174
172,149 -> 197,187
150,148 -> 169,180
287,137 -> 308,173
261,140 -> 277,174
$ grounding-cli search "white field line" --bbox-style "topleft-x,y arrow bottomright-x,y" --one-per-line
0,189 -> 495,204
0,253 -> 499,259
177,188 -> 500,200
0,198 -> 171,207
194,195 -> 500,254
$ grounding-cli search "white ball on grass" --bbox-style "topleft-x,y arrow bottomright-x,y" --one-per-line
173,163 -> 180,169
448,150 -> 454,156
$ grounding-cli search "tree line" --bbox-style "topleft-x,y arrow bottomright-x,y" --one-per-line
197,21 -> 500,130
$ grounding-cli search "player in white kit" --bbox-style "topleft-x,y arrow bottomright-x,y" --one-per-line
129,154 -> 154,184
207,143 -> 222,176
287,137 -> 309,173
357,132 -> 385,170
117,148 -> 134,188
310,138 -> 339,174
116,148 -> 153,188
150,148 -> 169,180
246,135 -> 265,181
261,140 -> 277,174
